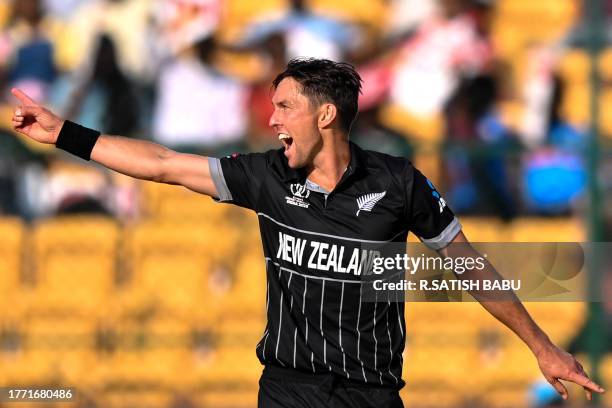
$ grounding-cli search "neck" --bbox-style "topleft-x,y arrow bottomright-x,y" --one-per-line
306,134 -> 351,192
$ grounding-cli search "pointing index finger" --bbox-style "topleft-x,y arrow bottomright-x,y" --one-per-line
11,88 -> 37,106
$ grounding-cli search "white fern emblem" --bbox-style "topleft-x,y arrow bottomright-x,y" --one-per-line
356,191 -> 387,216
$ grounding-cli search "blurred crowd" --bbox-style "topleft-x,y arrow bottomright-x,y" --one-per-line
0,0 -> 604,221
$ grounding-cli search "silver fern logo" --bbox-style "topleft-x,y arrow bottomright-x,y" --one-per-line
356,191 -> 387,216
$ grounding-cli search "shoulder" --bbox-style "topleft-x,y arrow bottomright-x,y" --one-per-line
224,149 -> 280,163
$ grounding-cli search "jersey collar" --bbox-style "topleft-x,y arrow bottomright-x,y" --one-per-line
278,141 -> 367,183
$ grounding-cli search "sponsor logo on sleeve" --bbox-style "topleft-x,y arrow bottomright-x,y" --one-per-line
426,179 -> 446,213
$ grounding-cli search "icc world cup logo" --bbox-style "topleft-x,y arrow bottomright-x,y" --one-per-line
290,183 -> 310,199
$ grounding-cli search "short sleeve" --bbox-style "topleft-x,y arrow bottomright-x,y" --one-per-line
405,166 -> 461,250
208,152 -> 271,210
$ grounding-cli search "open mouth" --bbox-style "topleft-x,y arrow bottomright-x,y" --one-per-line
279,133 -> 293,150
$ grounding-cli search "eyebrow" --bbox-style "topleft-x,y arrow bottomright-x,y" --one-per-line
272,99 -> 291,107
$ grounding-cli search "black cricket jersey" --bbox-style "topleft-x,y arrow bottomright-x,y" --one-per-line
208,142 -> 461,387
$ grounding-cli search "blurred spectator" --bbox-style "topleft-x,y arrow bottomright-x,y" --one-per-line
522,74 -> 587,214
245,32 -> 288,148
0,0 -> 597,222
26,158 -> 113,218
51,34 -> 141,136
151,0 -> 220,62
352,54 -> 413,158
351,107 -> 414,158
239,0 -> 361,62
65,0 -> 154,80
386,0 -> 436,39
520,44 -> 559,148
444,73 -> 518,219
42,0 -> 91,21
152,36 -> 249,153
0,0 -> 57,102
55,194 -> 111,216
389,0 -> 493,120
0,128 -> 44,217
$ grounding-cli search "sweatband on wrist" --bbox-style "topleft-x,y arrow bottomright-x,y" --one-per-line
55,120 -> 101,161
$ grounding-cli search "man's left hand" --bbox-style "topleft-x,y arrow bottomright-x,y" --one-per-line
536,342 -> 605,401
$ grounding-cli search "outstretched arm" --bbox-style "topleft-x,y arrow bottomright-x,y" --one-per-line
438,231 -> 605,401
10,88 -> 218,197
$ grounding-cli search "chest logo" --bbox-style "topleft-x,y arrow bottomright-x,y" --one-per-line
286,183 -> 310,208
356,191 -> 386,216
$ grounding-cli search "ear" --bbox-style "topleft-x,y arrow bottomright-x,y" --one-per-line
318,103 -> 337,129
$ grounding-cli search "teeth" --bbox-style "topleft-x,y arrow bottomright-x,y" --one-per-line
278,133 -> 291,141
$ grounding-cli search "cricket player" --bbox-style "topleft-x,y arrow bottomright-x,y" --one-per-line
10,58 -> 604,407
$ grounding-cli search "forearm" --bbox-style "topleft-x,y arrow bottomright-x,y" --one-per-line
465,265 -> 553,356
90,134 -> 174,182
75,128 -> 217,196
440,234 -> 553,356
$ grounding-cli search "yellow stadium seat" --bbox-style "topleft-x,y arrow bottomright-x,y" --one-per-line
139,255 -> 213,315
491,24 -> 527,57
216,48 -> 273,82
100,389 -> 173,408
139,181 -> 229,222
199,345 -> 262,387
560,82 -> 590,127
598,47 -> 612,81
523,303 -> 586,345
559,50 -> 590,83
30,216 -> 120,317
128,220 -> 240,264
0,1 -> 9,27
406,303 -> 482,340
480,388 -> 530,408
220,0 -> 290,42
414,152 -> 441,188
306,0 -> 388,26
401,387 -> 462,408
124,221 -> 241,318
496,0 -> 577,42
0,217 -> 26,313
598,89 -> 612,138
475,344 -> 541,384
460,217 -> 510,242
403,346 -> 476,392
107,318 -> 197,388
196,389 -> 258,408
602,354 -> 612,403
379,103 -> 444,146
509,217 -> 585,242
1,317 -> 100,386
222,251 -> 267,319
224,0 -> 290,22
217,318 -> 266,348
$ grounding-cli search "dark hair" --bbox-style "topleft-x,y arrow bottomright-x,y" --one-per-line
272,58 -> 363,132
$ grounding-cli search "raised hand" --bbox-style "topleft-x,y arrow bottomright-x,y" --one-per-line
536,342 -> 605,401
11,88 -> 64,144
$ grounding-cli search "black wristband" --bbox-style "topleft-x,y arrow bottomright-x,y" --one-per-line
55,120 -> 101,161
